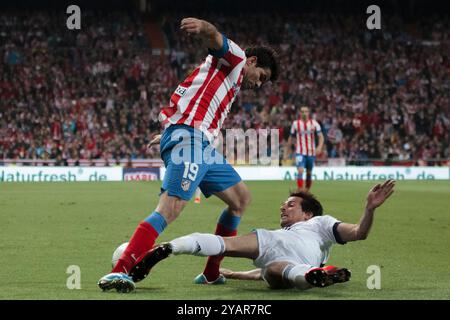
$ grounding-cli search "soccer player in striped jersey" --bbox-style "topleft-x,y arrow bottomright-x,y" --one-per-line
289,106 -> 324,190
98,17 -> 279,292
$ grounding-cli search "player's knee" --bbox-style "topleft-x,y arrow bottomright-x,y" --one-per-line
241,188 -> 252,210
235,187 -> 251,215
156,195 -> 187,223
298,167 -> 304,174
226,185 -> 251,216
263,266 -> 288,289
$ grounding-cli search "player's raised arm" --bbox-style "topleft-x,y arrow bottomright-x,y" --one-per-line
180,17 -> 223,51
336,180 -> 395,242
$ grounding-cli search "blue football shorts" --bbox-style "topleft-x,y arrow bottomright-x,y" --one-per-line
295,154 -> 316,171
159,124 -> 242,201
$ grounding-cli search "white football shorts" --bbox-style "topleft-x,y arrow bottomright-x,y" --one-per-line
253,228 -> 323,270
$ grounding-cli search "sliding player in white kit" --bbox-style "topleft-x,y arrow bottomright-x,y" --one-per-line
132,180 -> 395,289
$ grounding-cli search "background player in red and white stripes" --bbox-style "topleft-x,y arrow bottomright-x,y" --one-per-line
289,106 -> 324,190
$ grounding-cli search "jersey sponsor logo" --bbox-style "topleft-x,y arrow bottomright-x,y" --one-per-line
174,85 -> 187,97
181,179 -> 191,192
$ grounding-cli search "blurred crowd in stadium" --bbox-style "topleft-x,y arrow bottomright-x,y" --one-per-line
0,10 -> 448,166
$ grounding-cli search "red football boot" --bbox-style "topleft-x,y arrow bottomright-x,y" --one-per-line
305,265 -> 351,288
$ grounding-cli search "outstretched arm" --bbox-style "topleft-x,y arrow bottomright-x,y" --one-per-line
336,180 -> 396,242
180,17 -> 223,51
220,268 -> 262,281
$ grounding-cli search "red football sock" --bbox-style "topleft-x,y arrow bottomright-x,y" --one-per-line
297,178 -> 304,188
112,221 -> 159,273
203,224 -> 237,282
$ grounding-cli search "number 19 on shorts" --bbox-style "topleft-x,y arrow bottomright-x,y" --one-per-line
183,162 -> 199,181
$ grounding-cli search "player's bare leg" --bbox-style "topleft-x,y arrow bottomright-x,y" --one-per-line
113,192 -> 187,273
195,181 -> 251,284
98,193 -> 187,292
262,262 -> 295,289
124,193 -> 187,281
155,192 -> 189,224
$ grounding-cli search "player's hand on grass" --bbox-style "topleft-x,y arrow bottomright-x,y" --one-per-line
147,134 -> 161,149
219,268 -> 235,279
366,179 -> 395,210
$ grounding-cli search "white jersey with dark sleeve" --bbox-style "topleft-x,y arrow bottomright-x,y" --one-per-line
253,215 -> 346,269
285,215 -> 346,264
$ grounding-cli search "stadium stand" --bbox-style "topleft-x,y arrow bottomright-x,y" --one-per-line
0,7 -> 448,166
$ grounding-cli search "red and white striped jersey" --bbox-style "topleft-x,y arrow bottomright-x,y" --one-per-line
159,37 -> 246,142
290,119 -> 322,156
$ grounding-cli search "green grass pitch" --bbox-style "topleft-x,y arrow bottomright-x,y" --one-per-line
1,180 -> 449,300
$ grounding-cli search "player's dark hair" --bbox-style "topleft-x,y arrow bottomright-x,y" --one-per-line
245,46 -> 279,82
289,190 -> 323,217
